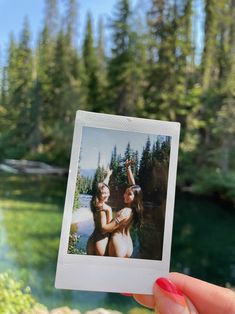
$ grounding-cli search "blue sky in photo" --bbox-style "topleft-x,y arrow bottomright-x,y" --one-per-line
79,126 -> 169,170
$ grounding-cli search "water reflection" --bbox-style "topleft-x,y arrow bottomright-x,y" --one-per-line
0,174 -> 142,312
172,193 -> 235,286
0,174 -> 234,313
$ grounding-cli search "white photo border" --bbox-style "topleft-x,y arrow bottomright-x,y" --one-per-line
55,110 -> 180,294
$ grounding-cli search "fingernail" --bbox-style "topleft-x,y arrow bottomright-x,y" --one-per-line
121,292 -> 132,296
155,278 -> 187,307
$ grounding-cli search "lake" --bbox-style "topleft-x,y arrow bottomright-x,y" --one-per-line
0,173 -> 234,313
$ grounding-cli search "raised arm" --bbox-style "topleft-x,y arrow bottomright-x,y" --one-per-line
103,168 -> 113,186
125,159 -> 135,185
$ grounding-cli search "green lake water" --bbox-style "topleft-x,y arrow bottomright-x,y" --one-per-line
0,173 -> 234,313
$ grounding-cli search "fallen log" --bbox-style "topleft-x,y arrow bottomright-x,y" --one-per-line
0,159 -> 68,175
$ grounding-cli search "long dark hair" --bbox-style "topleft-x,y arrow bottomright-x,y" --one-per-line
128,184 -> 143,226
90,182 -> 109,214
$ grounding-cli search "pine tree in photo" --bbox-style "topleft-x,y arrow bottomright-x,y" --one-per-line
110,145 -> 118,169
73,166 -> 82,209
92,165 -> 106,196
109,145 -> 121,190
152,139 -> 163,162
133,150 -> 139,181
124,142 -> 132,160
139,137 -> 152,197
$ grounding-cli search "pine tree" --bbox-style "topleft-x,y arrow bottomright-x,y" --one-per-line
64,0 -> 78,45
44,0 -> 59,38
82,13 -> 99,110
95,17 -> 108,110
108,0 -> 146,116
5,18 -> 34,157
145,0 -> 195,122
207,0 -> 235,173
0,35 -> 16,156
201,0 -> 218,90
31,25 -> 55,155
0,66 -> 7,115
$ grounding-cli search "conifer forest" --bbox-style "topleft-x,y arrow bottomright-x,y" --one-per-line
0,0 -> 235,203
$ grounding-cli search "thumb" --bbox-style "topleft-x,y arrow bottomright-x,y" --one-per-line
154,278 -> 198,314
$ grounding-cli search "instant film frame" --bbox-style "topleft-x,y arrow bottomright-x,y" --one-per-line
55,110 -> 180,294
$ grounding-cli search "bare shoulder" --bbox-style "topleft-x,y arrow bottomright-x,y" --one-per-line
102,204 -> 112,212
120,207 -> 132,218
103,203 -> 111,210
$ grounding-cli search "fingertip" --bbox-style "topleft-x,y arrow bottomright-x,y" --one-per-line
133,294 -> 155,309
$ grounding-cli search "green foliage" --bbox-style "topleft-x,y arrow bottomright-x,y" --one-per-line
0,0 -> 235,201
0,272 -> 46,314
128,307 -> 154,314
92,165 -> 107,196
108,0 -> 146,115
193,170 -> 235,204
68,232 -> 86,255
73,168 -> 92,209
0,175 -> 64,279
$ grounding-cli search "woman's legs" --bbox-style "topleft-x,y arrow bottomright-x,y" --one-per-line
87,233 -> 109,256
86,235 -> 95,255
95,237 -> 109,256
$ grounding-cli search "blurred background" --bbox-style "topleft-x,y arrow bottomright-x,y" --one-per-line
0,0 -> 234,313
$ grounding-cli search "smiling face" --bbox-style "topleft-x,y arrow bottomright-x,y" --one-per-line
99,186 -> 110,203
123,187 -> 135,205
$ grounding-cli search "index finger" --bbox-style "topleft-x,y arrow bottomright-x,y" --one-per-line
133,273 -> 235,313
169,272 -> 235,314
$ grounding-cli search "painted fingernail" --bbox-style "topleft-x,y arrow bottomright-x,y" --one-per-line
121,292 -> 132,296
155,278 -> 187,307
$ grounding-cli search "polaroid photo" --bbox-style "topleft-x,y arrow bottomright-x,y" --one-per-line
55,110 -> 180,294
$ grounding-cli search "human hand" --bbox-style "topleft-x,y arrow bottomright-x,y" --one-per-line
132,272 -> 235,314
125,159 -> 135,168
115,208 -> 131,222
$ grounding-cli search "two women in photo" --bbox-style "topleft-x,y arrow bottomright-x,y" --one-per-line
87,160 -> 143,258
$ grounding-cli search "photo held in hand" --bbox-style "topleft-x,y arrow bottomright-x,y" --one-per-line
55,111 -> 180,294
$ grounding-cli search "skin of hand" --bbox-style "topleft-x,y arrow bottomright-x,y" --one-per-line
132,272 -> 235,314
125,159 -> 134,168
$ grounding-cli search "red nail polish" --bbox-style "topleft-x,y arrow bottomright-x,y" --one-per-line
121,292 -> 132,296
155,278 -> 186,307
156,278 -> 183,296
